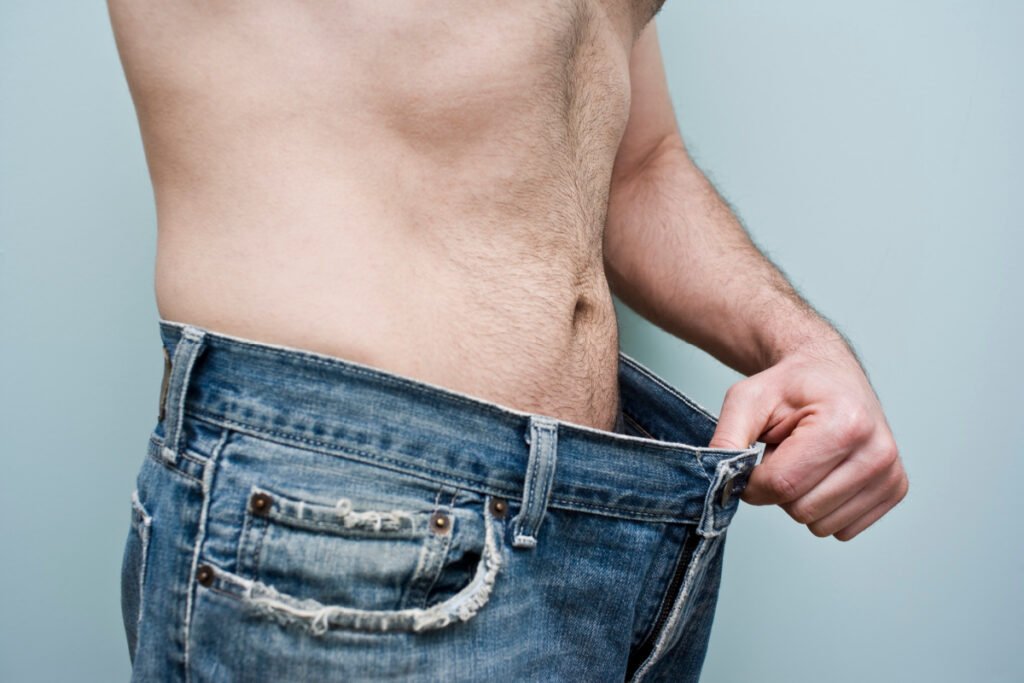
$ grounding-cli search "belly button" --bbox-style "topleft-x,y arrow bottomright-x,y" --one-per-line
571,296 -> 590,326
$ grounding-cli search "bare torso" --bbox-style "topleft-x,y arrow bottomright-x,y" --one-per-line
107,0 -> 664,432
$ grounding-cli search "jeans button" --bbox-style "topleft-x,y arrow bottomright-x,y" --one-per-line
720,469 -> 746,506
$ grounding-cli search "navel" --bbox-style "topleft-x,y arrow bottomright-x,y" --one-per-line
571,295 -> 590,327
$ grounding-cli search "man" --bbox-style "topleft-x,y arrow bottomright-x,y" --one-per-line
109,2 -> 907,681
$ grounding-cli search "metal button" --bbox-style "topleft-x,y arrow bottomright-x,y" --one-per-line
250,492 -> 273,515
489,497 -> 508,518
720,470 -> 746,506
720,471 -> 753,507
430,511 -> 451,534
196,564 -> 215,587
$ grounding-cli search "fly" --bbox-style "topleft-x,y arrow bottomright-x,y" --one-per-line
624,527 -> 702,680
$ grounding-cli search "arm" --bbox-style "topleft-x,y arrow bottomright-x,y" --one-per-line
605,22 -> 843,377
607,21 -> 908,541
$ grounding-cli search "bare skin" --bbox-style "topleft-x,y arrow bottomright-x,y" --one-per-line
106,0 -> 664,433
107,1 -> 907,540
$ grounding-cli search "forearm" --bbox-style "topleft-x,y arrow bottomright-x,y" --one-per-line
603,135 -> 853,376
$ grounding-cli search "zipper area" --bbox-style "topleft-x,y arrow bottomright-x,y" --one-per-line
624,526 -> 703,681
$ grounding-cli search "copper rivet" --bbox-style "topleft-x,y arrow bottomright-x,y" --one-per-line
431,512 -> 449,532
490,498 -> 508,517
250,492 -> 272,515
196,564 -> 214,587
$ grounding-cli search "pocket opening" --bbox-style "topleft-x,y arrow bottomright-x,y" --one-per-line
121,489 -> 153,662
213,489 -> 506,634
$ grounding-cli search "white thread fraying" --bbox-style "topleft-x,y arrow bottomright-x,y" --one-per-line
237,496 -> 505,634
332,497 -> 412,532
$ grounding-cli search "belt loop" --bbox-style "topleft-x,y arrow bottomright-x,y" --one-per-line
160,325 -> 208,465
511,415 -> 559,549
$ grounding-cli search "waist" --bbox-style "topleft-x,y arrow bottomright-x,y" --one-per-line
155,229 -> 622,429
155,318 -> 764,525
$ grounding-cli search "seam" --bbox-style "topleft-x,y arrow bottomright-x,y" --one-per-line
411,486 -> 462,610
189,404 -> 746,458
403,485 -> 450,610
158,320 -> 739,453
622,411 -> 657,440
159,322 -> 533,421
167,335 -> 204,455
248,484 -> 427,537
180,450 -> 208,466
146,445 -> 202,485
235,500 -> 255,577
175,414 -> 710,524
630,533 -> 719,681
191,493 -> 506,634
516,424 -> 546,540
183,412 -> 716,520
249,516 -> 269,580
183,426 -> 232,682
618,352 -> 722,425
130,490 -> 153,655
158,323 -> 715,450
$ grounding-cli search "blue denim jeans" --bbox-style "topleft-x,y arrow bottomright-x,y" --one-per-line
120,319 -> 765,682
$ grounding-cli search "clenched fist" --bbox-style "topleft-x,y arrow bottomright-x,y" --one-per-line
709,337 -> 909,541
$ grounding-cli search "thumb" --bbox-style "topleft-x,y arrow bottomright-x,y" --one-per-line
708,379 -> 773,450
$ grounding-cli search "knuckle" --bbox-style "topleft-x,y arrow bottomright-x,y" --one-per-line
726,377 -> 769,406
788,501 -> 818,525
834,404 -> 872,444
864,450 -> 895,480
878,437 -> 900,468
767,472 -> 799,502
724,379 -> 753,403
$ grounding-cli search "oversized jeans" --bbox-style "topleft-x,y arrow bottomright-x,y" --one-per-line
120,319 -> 765,682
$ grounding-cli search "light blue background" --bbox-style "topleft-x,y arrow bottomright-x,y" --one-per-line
1,2 -> 1021,681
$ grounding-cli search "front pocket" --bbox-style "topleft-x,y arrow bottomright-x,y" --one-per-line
212,482 -> 507,635
120,489 -> 152,663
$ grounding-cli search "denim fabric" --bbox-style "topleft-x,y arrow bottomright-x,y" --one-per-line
120,319 -> 765,682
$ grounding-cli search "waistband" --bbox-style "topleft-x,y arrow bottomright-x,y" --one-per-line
154,318 -> 765,530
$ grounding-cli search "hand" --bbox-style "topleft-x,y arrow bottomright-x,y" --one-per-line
708,337 -> 909,541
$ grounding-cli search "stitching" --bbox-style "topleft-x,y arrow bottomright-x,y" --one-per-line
160,321 -> 743,453
189,404 -> 747,458
529,422 -> 557,538
631,533 -> 721,680
129,490 -> 153,653
235,500 -> 255,575
197,492 -> 505,634
177,414 -> 720,523
415,486 -> 463,610
167,336 -> 199,454
618,352 -> 721,424
160,322 -> 738,451
623,411 -> 657,440
251,482 -> 431,525
159,321 -> 528,420
629,523 -> 699,657
518,426 -> 542,538
258,506 -> 421,536
180,450 -> 208,466
146,444 -> 202,485
189,412 -> 519,494
182,425 -> 231,682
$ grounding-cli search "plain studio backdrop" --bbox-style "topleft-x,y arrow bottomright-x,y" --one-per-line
1,2 -> 1021,681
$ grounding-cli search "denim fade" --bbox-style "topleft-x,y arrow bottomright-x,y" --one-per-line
120,319 -> 765,682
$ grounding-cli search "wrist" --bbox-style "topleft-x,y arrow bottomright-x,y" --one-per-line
758,320 -> 852,371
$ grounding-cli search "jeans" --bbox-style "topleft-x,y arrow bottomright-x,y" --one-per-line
120,319 -> 765,682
